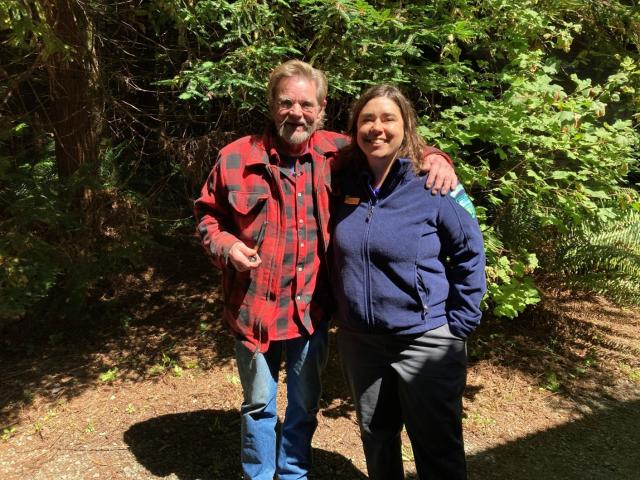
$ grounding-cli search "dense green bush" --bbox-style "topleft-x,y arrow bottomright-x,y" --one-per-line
160,0 -> 640,315
0,138 -> 155,327
1,0 -> 639,323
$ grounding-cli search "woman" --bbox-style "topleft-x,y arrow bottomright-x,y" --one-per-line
330,84 -> 486,480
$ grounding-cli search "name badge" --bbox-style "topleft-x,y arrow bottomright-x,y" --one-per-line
344,196 -> 360,205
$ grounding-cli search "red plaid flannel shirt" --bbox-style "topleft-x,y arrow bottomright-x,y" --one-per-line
195,129 -> 349,352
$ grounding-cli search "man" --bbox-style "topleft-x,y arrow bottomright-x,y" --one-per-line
194,60 -> 457,480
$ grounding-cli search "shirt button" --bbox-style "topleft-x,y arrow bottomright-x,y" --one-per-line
300,243 -> 304,248
296,295 -> 301,301
297,266 -> 303,272
297,192 -> 303,197
298,219 -> 304,224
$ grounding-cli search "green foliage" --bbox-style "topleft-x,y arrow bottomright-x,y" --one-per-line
553,205 -> 640,306
99,367 -> 119,383
157,0 -> 639,317
1,426 -> 16,442
481,222 -> 542,317
2,0 -> 639,323
542,371 -> 562,393
620,363 -> 640,383
147,350 -> 182,377
0,1 -> 61,55
0,149 -> 66,322
0,137 -> 157,327
299,0 -> 423,92
419,45 -> 639,314
154,0 -> 300,113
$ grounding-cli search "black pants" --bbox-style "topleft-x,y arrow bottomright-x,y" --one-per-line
337,324 -> 468,480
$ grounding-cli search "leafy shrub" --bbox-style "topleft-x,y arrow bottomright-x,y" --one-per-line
2,0 -> 639,322
0,139 -> 156,327
157,0 -> 640,317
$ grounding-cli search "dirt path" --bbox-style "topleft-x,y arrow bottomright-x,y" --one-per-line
1,236 -> 639,479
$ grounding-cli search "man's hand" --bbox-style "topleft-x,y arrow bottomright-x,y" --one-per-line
228,241 -> 262,271
421,153 -> 458,195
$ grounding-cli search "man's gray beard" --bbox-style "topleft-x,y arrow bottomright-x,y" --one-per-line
277,121 -> 315,146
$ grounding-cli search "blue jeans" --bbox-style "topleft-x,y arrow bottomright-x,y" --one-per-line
235,322 -> 329,480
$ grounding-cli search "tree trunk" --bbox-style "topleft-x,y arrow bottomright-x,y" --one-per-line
44,0 -> 101,180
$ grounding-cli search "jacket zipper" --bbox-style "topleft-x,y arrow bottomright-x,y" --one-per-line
363,197 -> 376,328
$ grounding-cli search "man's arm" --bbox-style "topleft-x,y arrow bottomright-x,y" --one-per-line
194,158 -> 261,272
421,146 -> 458,195
327,132 -> 457,194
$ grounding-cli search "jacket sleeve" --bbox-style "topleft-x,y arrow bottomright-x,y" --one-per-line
194,156 -> 242,269
437,192 -> 486,338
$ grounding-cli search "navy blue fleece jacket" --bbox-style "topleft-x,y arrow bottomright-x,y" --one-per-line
330,158 -> 486,338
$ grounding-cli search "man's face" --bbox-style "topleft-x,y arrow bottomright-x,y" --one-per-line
272,76 -> 326,149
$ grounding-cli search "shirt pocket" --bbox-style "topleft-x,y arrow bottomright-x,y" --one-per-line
227,190 -> 269,244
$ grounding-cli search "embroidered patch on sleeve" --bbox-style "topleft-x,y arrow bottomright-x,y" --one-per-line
449,184 -> 477,218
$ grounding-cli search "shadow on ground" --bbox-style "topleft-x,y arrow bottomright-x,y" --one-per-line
403,399 -> 640,480
466,398 -> 640,480
0,233 -> 355,427
0,233 -> 238,424
124,409 -> 365,480
2,230 -> 639,475
465,293 -> 640,410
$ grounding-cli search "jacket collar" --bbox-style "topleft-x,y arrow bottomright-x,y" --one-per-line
359,158 -> 413,199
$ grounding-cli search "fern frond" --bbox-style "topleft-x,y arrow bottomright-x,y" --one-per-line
554,208 -> 640,306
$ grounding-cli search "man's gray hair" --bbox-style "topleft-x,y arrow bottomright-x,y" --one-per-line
267,60 -> 328,110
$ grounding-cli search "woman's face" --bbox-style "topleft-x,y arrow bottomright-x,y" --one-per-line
356,96 -> 405,168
